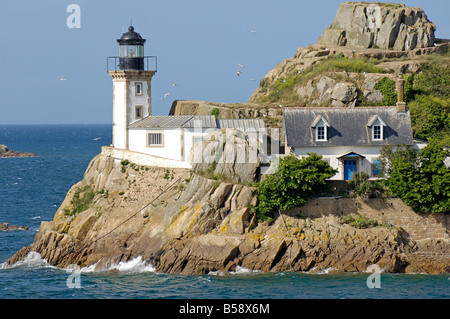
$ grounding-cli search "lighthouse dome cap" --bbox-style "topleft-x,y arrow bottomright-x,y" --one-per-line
117,25 -> 146,45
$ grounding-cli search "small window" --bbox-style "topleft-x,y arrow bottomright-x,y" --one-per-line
147,132 -> 163,146
372,125 -> 382,140
135,83 -> 142,95
316,126 -> 326,141
372,158 -> 382,177
135,105 -> 143,119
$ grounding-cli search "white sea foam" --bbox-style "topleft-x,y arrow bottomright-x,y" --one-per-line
0,251 -> 53,270
208,266 -> 263,276
79,256 -> 156,274
316,267 -> 338,274
109,256 -> 156,273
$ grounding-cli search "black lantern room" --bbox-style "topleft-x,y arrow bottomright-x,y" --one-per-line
117,25 -> 146,70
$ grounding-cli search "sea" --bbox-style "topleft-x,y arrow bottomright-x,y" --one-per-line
0,125 -> 448,306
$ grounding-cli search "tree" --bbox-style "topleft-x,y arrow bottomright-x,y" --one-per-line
409,94 -> 450,143
383,142 -> 450,214
256,153 -> 337,220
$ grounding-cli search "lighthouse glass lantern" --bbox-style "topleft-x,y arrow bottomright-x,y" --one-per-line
117,26 -> 146,70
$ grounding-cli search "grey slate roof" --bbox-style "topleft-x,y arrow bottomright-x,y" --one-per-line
129,115 -> 265,131
128,115 -> 217,128
283,107 -> 414,147
217,119 -> 265,131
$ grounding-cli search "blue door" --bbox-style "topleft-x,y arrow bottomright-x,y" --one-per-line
344,159 -> 357,180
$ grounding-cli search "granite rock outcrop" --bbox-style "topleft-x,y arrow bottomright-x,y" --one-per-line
318,2 -> 436,51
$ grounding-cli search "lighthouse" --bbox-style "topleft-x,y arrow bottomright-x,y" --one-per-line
108,25 -> 157,150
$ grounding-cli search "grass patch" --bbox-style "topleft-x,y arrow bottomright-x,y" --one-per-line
341,215 -> 379,229
258,54 -> 384,103
64,185 -> 96,216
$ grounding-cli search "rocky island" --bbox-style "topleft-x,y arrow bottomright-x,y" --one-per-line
0,144 -> 36,158
7,2 -> 449,274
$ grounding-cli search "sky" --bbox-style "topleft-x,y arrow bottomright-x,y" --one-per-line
0,0 -> 448,124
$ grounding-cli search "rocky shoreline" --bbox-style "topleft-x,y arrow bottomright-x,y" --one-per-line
0,144 -> 36,158
6,149 -> 449,274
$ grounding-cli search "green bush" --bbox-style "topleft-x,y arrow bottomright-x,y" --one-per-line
210,108 -> 219,119
256,153 -> 337,220
409,94 -> 450,143
374,77 -> 397,106
383,141 -> 450,214
65,185 -> 96,216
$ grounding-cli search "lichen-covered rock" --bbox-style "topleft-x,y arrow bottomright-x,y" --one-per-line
6,153 -> 449,274
190,128 -> 261,183
318,2 -> 436,50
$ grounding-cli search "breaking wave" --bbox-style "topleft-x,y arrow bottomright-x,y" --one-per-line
0,251 -> 53,270
80,256 -> 156,274
208,266 -> 263,276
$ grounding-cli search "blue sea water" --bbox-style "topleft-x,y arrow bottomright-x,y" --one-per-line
0,125 -> 448,301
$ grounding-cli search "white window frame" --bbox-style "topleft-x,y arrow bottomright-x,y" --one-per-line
316,125 -> 327,141
146,131 -> 164,147
372,125 -> 383,140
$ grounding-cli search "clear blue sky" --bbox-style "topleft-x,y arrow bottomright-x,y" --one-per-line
0,0 -> 448,124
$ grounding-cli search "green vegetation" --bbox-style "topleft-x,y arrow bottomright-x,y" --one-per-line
258,54 -> 384,103
381,141 -> 450,214
210,108 -> 219,119
256,153 -> 337,221
347,172 -> 391,200
374,77 -> 398,106
341,214 -> 379,229
64,185 -> 96,216
409,95 -> 450,145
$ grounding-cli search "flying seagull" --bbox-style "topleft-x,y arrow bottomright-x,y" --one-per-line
237,70 -> 242,76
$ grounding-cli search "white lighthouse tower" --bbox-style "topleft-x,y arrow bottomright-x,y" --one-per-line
108,25 -> 157,150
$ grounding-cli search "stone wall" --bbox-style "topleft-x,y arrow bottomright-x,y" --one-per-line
101,146 -> 191,169
286,197 -> 449,241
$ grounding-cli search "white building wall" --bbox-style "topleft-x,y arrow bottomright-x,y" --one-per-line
128,128 -> 183,161
112,81 -> 128,150
128,80 -> 151,125
291,145 -> 384,180
183,127 -> 218,163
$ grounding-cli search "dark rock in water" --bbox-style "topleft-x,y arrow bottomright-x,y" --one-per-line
0,144 -> 37,158
0,222 -> 29,231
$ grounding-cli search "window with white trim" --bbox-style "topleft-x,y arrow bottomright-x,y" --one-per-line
316,126 -> 326,141
372,125 -> 382,140
147,132 -> 163,146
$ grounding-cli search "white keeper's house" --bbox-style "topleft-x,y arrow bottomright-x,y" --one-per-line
105,26 -> 265,168
282,80 -> 415,181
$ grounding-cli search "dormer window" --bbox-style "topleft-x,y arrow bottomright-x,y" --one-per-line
367,115 -> 386,141
311,115 -> 330,142
316,126 -> 326,141
372,125 -> 382,140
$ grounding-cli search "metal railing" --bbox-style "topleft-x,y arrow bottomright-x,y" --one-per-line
106,56 -> 157,72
